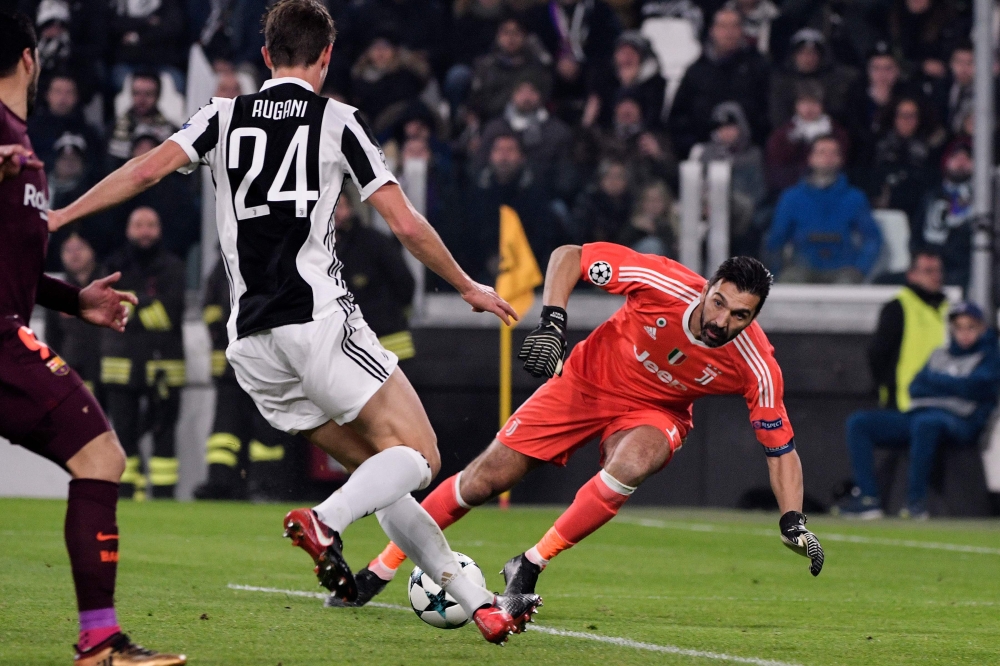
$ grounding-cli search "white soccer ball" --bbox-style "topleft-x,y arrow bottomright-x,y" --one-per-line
408,552 -> 487,629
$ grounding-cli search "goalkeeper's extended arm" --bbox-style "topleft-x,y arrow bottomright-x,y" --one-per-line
517,246 -> 582,378
767,450 -> 824,576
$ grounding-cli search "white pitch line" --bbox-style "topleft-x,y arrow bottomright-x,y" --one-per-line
615,517 -> 1000,556
227,583 -> 801,666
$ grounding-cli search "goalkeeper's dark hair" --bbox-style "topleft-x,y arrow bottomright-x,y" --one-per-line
708,256 -> 773,315
262,0 -> 336,68
0,11 -> 36,77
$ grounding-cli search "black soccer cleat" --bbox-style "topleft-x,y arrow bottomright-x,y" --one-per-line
501,553 -> 542,595
324,566 -> 389,607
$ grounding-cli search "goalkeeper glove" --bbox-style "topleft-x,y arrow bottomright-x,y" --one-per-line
779,511 -> 824,577
518,305 -> 568,378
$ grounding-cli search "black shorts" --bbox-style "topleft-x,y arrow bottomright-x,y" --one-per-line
0,319 -> 110,467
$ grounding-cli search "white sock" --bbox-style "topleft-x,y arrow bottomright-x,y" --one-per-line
313,446 -> 432,534
524,546 -> 548,569
376,495 -> 494,614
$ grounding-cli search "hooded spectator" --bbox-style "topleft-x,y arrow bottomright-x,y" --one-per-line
32,0 -> 105,103
765,82 -> 850,194
922,139 -> 974,289
351,32 -> 430,130
766,135 -> 882,283
668,7 -> 771,158
586,32 -> 668,130
769,29 -> 860,129
468,16 -> 553,122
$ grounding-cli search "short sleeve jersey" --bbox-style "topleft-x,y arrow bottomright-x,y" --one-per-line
167,77 -> 397,343
566,243 -> 794,453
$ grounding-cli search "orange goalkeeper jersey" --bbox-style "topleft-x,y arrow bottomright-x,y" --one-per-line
564,243 -> 794,453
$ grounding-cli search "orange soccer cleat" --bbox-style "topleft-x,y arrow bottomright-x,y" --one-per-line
74,633 -> 186,665
282,508 -> 357,602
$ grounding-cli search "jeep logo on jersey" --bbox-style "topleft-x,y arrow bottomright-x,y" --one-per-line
23,183 -> 48,219
633,346 -> 688,391
752,418 -> 783,430
588,261 -> 612,285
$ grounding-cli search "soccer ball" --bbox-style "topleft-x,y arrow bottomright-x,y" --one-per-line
408,552 -> 487,629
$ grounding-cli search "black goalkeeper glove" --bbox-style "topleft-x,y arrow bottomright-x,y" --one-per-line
779,511 -> 824,577
518,305 -> 568,378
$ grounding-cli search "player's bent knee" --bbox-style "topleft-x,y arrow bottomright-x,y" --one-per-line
66,430 -> 127,483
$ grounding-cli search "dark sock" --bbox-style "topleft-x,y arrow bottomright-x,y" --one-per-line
65,479 -> 120,627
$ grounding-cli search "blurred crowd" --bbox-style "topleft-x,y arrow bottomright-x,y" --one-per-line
18,0 -> 992,288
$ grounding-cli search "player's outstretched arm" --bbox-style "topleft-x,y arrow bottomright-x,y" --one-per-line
47,141 -> 191,232
517,245 -> 582,378
767,450 -> 824,576
367,183 -> 517,325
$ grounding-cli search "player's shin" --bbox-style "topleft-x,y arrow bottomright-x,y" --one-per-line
528,470 -> 635,566
369,472 -> 474,580
376,494 -> 493,614
65,479 -> 121,652
313,445 -> 432,534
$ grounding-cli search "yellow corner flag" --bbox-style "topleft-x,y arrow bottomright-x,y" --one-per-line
495,205 -> 543,510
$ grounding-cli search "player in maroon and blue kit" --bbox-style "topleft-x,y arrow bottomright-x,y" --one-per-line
0,12 -> 185,665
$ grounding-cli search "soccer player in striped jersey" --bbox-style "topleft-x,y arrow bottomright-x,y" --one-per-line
344,242 -> 825,606
47,0 -> 540,645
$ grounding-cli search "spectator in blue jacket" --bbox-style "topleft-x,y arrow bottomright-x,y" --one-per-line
837,302 -> 1000,519
765,135 -> 882,283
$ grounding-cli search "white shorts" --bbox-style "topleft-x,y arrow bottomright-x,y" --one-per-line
226,309 -> 398,433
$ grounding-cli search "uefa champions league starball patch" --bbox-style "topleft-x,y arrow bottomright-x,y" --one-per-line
588,261 -> 612,285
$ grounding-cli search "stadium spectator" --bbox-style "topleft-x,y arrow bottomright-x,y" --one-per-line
213,69 -> 243,100
922,138 -> 974,289
464,132 -> 556,282
765,135 -> 882,283
867,249 -> 948,414
695,102 -> 766,251
476,78 -> 576,201
768,0 -> 881,68
106,72 -> 177,166
523,0 -> 622,123
43,232 -> 103,395
848,44 -> 908,166
572,157 -> 633,245
667,7 -> 770,158
585,32 -> 667,131
348,0 -> 449,75
467,16 -> 552,122
31,0 -> 106,104
27,74 -> 102,176
768,28 -> 860,130
637,0 -> 704,35
765,82 -> 849,195
866,97 -> 942,226
108,0 -> 188,93
100,207 -> 186,500
887,0 -> 970,82
924,40 -> 976,135
394,135 -> 458,247
839,301 -> 1000,519
350,32 -> 430,131
45,134 -> 94,269
617,179 -> 677,257
443,0 -> 506,112
723,0 -> 779,55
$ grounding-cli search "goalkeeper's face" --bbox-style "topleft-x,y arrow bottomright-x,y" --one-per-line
698,282 -> 760,348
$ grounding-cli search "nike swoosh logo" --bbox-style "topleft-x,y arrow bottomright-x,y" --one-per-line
96,533 -> 119,541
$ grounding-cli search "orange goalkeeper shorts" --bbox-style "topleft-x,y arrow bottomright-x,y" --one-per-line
495,374 -> 688,467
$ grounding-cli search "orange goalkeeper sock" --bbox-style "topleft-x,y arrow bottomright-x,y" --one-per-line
527,470 -> 635,566
368,473 -> 473,580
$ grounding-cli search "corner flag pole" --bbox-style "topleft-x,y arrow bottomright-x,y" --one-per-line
498,325 -> 513,510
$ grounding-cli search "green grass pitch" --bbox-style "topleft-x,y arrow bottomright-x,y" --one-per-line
1,499 -> 998,665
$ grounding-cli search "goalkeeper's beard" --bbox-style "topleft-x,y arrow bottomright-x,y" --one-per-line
699,317 -> 732,348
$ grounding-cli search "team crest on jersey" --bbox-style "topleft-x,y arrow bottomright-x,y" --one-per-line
505,418 -> 521,436
46,355 -> 69,376
588,261 -> 612,285
667,348 -> 686,365
644,325 -> 657,340
694,363 -> 722,386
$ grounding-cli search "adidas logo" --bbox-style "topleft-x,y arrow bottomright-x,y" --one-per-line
644,326 -> 657,340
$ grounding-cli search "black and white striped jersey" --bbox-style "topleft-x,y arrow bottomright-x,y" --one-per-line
169,77 -> 396,342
